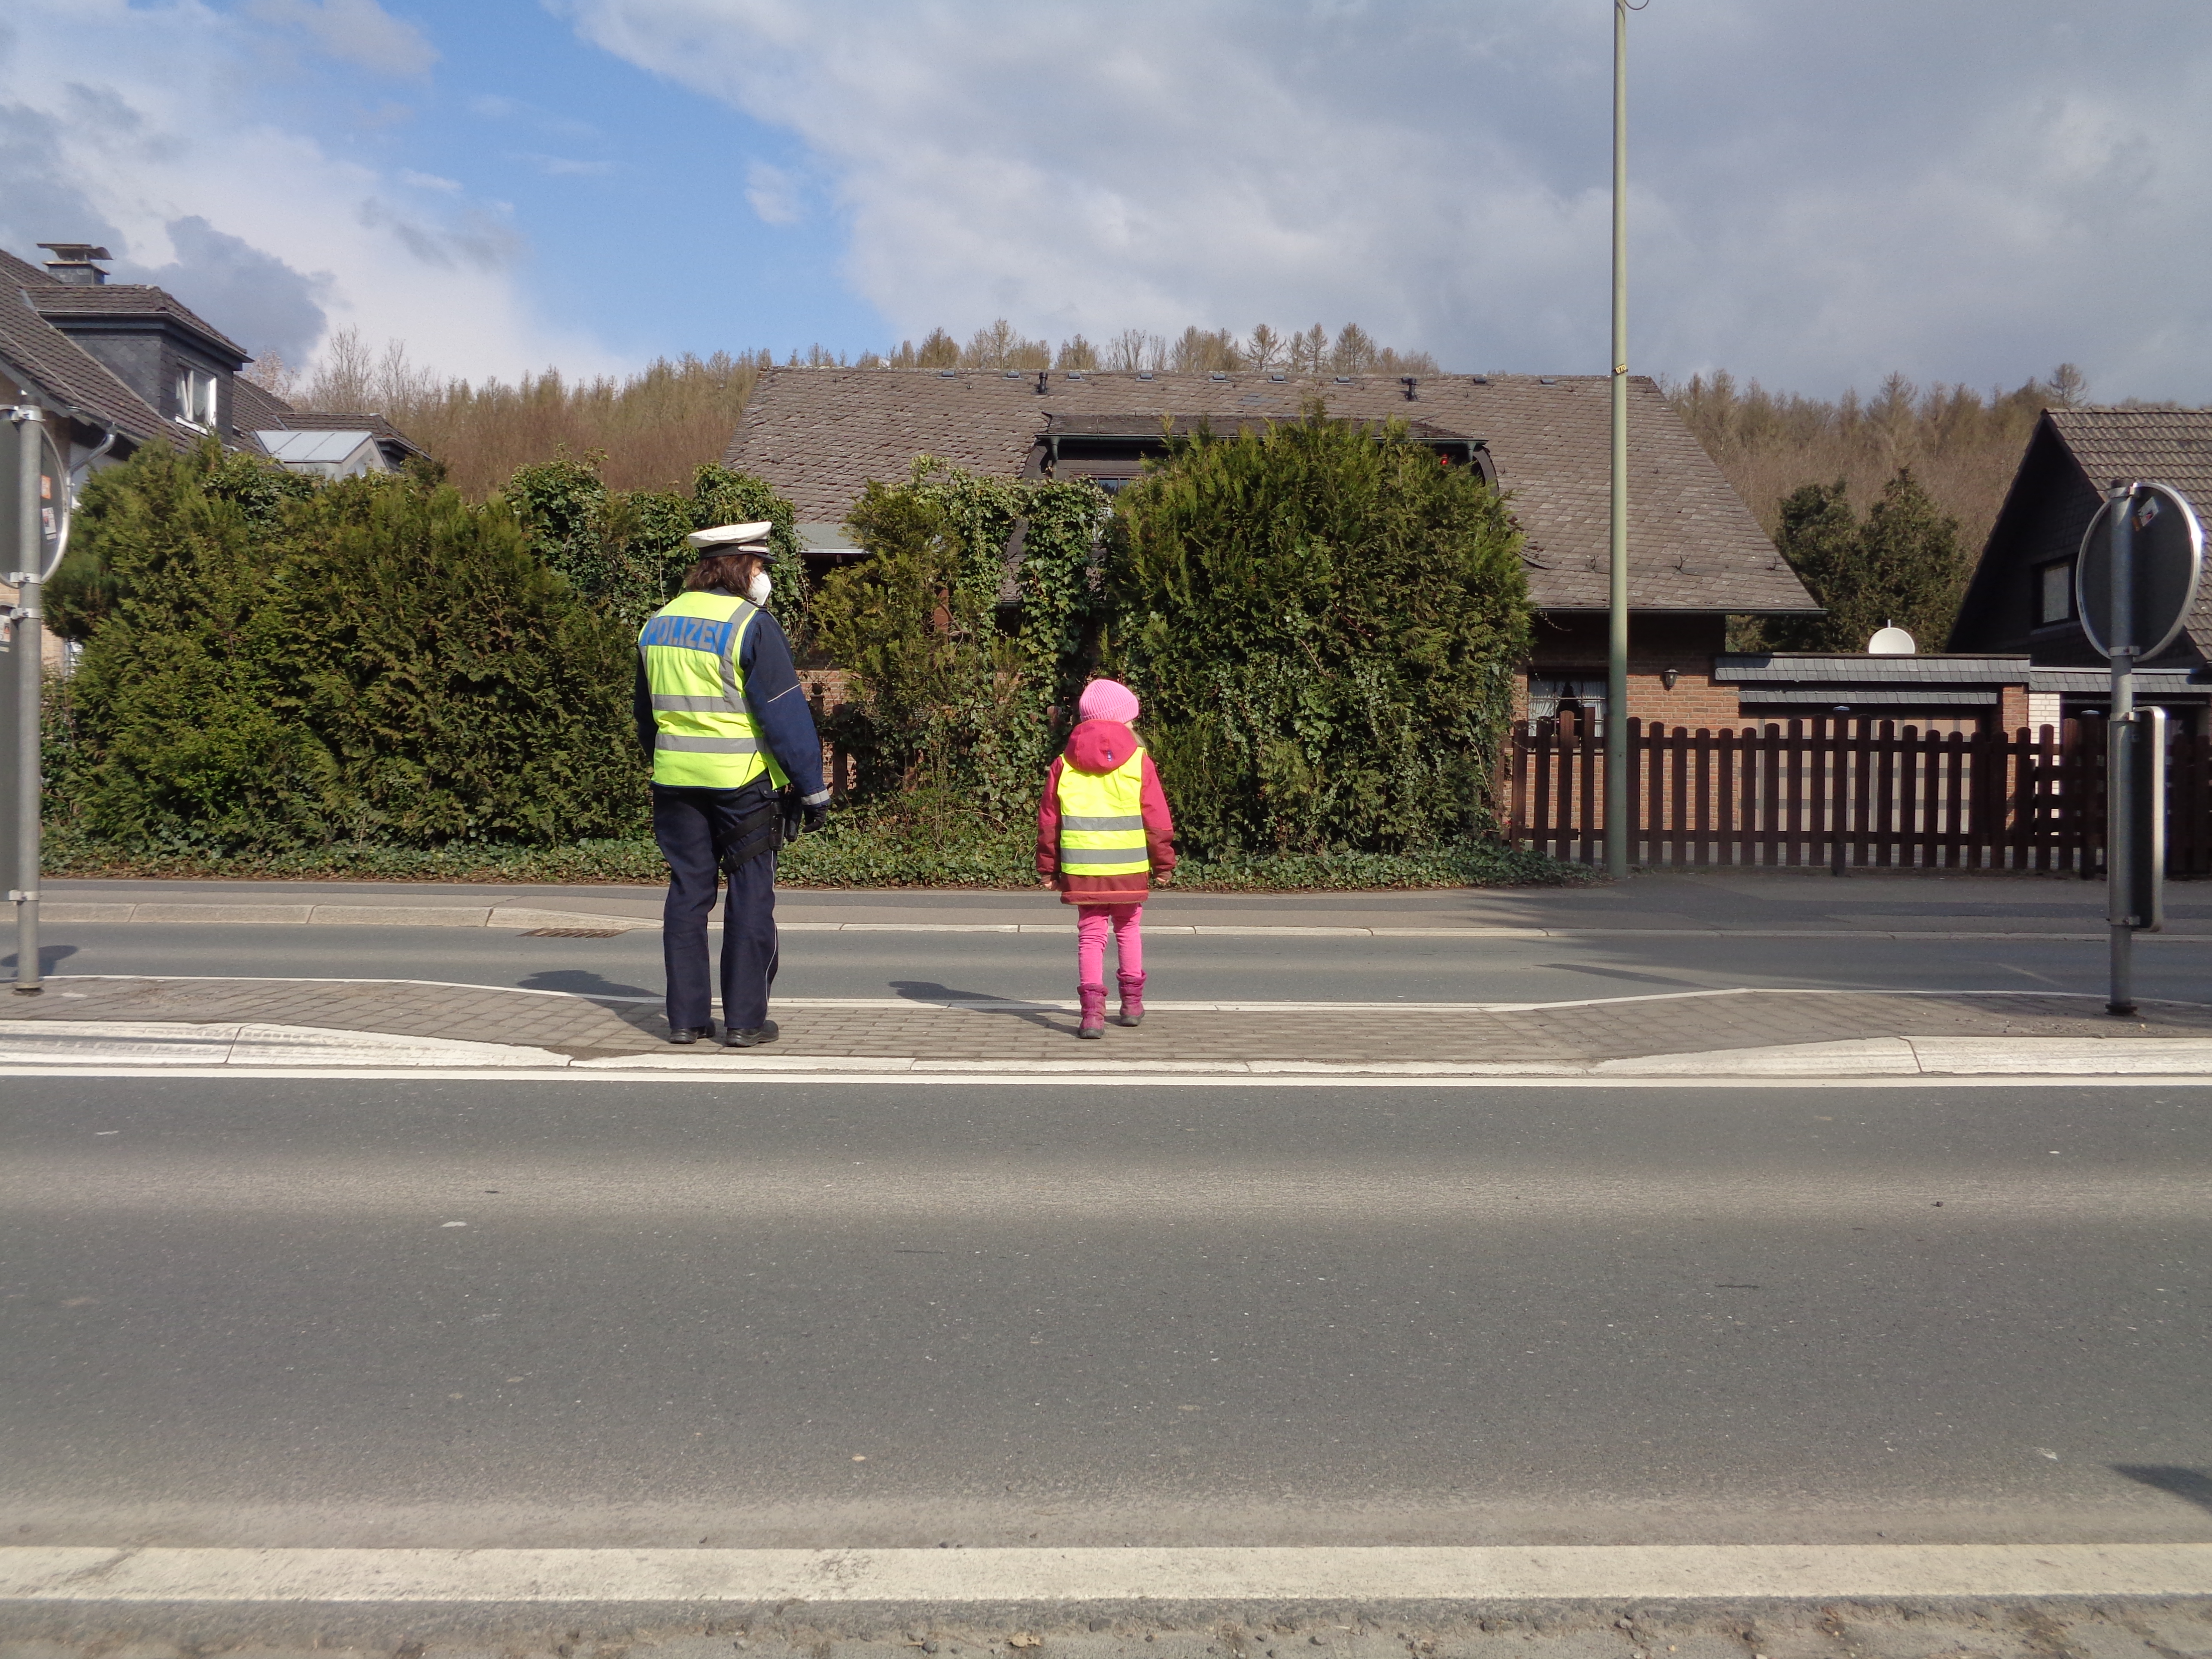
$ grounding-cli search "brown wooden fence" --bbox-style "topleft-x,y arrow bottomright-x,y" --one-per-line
1510,714 -> 2212,874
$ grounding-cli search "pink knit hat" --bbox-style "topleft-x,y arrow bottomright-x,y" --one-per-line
1077,678 -> 1140,725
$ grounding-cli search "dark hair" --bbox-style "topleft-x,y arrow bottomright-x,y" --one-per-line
686,550 -> 766,595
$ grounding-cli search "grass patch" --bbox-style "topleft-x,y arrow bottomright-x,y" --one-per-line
40,814 -> 1590,891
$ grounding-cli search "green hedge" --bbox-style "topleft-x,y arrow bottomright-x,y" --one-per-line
45,442 -> 643,851
1111,405 -> 1531,857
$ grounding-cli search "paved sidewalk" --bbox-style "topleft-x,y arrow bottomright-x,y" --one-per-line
9,975 -> 2212,1074
40,867 -> 2212,939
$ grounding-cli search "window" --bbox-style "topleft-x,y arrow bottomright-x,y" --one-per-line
2036,559 -> 2072,626
1528,674 -> 1607,734
175,368 -> 218,428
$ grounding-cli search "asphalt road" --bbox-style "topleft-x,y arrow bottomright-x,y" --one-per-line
11,918 -> 2212,1005
5,1075 -> 2209,1550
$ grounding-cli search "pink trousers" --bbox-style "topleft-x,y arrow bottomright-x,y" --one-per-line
1076,903 -> 1143,989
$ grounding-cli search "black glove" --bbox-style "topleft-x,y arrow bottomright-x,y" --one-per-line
804,800 -> 831,833
780,793 -> 805,844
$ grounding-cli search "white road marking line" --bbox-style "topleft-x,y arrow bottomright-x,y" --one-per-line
23,977 -> 2212,1015
5,1064 -> 2212,1088
2,1544 -> 2208,1602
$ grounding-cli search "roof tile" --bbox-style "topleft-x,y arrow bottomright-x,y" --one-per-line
724,369 -> 1813,614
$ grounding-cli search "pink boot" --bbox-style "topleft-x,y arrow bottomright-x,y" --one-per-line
1114,971 -> 1146,1027
1078,984 -> 1107,1039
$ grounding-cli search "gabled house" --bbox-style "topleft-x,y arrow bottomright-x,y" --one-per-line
725,367 -> 1819,728
2,239 -> 428,666
1948,408 -> 2212,731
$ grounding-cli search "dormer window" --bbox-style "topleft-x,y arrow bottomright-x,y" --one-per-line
176,368 -> 218,428
2036,559 -> 2072,626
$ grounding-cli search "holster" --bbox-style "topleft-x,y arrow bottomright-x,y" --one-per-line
719,795 -> 786,872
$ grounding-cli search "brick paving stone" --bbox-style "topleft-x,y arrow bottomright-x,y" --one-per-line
7,978 -> 2212,1067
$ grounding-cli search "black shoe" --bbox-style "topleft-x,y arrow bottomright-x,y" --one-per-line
724,1021 -> 781,1048
667,1024 -> 714,1045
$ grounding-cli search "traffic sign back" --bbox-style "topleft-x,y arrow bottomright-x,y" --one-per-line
2077,481 -> 2204,660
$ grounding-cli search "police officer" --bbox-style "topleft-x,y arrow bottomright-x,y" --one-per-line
635,522 -> 830,1047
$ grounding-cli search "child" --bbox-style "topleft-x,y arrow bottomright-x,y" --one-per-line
1036,678 -> 1177,1039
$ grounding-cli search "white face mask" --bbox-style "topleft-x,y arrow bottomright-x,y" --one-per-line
746,569 -> 773,604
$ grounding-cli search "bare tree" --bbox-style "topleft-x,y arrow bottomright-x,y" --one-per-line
2049,363 -> 2088,409
1108,328 -> 1162,372
240,349 -> 300,402
915,328 -> 959,368
1056,334 -> 1100,370
1331,323 -> 1377,374
1246,324 -> 1282,372
1289,324 -> 1329,377
305,326 -> 377,409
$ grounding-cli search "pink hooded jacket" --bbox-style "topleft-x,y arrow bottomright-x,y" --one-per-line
1035,719 -> 1177,905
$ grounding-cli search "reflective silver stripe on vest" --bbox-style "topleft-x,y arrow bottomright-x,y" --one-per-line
1059,845 -> 1148,866
654,734 -> 763,753
650,693 -> 736,712
1061,814 -> 1143,832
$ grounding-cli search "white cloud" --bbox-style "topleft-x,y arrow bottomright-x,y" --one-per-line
511,152 -> 615,179
243,0 -> 437,78
744,160 -> 800,225
563,0 -> 2212,399
399,169 -> 462,192
0,0 -> 621,383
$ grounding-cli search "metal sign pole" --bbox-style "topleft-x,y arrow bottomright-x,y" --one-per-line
7,406 -> 43,995
2106,477 -> 2135,1016
1604,0 -> 1630,878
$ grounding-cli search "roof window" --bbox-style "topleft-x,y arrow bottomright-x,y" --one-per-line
1209,370 -> 1228,381
1333,375 -> 1352,384
1066,371 -> 1084,380
937,369 -> 957,377
1539,377 -> 1558,385
1470,375 -> 1489,385
1003,370 -> 1022,379
1268,373 -> 1286,383
175,366 -> 218,429
1137,371 -> 1155,380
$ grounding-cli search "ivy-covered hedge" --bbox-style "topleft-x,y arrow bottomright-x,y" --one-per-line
809,457 -> 1109,820
502,457 -> 808,634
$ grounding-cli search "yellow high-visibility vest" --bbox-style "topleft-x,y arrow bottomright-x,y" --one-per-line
638,591 -> 789,791
1056,748 -> 1149,876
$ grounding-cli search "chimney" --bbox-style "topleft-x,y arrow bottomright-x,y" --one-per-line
38,243 -> 113,286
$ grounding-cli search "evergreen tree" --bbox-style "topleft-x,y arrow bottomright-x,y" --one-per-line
49,441 -> 640,850
1767,468 -> 1966,652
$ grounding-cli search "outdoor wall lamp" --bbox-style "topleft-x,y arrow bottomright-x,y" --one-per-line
1661,667 -> 1679,690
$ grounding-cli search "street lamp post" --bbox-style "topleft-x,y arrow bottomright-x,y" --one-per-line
1605,0 -> 1632,878
7,405 -> 44,993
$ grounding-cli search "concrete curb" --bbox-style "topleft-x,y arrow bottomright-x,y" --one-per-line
4,1543 -> 2209,1604
9,1019 -> 2212,1078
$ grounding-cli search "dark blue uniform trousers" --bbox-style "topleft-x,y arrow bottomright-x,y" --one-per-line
652,784 -> 780,1033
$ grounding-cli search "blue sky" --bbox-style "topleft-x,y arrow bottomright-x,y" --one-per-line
5,1 -> 2212,401
287,0 -> 887,363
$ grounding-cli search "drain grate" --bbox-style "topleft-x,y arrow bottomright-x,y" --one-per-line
520,927 -> 626,938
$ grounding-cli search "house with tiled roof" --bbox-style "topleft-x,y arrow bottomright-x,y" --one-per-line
1950,408 -> 2212,731
2,241 -> 428,480
2,240 -> 431,665
725,366 -> 1820,728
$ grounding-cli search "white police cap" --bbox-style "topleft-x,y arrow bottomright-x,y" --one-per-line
683,521 -> 773,550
